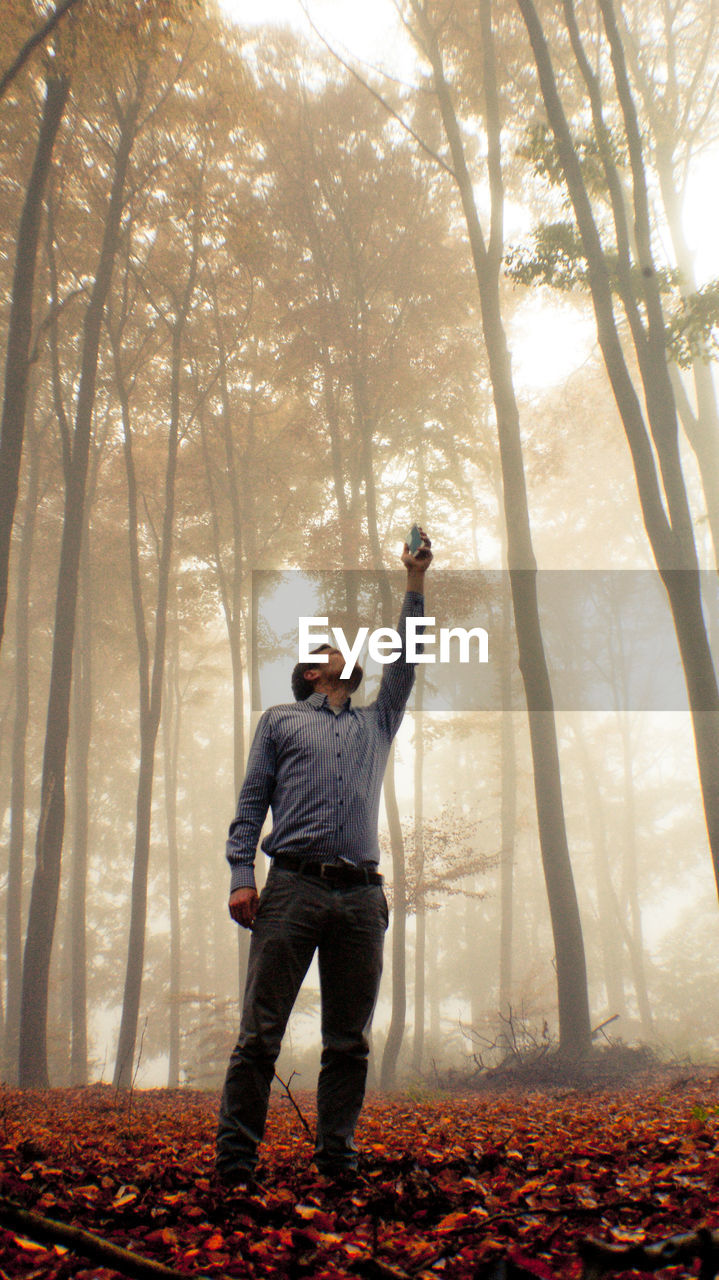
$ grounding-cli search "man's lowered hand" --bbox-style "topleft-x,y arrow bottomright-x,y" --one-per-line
229,887 -> 259,929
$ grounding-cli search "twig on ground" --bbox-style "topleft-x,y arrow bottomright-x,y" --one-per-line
274,1069 -> 313,1139
126,1016 -> 148,1136
0,1198 -> 214,1280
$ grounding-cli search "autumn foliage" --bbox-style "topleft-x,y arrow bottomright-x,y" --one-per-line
1,1072 -> 719,1278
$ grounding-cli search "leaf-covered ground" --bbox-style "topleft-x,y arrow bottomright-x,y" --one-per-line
1,1071 -> 719,1279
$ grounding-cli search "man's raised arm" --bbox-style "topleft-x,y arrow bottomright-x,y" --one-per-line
374,528 -> 432,736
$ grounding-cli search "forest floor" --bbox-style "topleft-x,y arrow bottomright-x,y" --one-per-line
1,1066 -> 719,1279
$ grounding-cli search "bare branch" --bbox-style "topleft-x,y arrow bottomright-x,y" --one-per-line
274,1069 -> 313,1139
299,1 -> 456,178
0,0 -> 82,101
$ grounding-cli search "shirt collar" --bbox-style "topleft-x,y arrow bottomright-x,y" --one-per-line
307,690 -> 352,713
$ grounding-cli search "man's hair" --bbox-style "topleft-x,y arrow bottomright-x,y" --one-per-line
291,645 -> 363,701
291,645 -> 331,701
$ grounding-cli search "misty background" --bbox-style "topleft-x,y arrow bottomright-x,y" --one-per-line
1,0 -> 719,1093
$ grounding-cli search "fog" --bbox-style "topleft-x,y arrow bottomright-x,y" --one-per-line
2,0 -> 719,1094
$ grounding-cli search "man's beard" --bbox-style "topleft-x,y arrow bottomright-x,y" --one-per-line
342,663 -> 363,693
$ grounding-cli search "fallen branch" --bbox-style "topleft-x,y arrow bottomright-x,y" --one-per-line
0,1198 -> 213,1280
590,1015 -> 619,1041
274,1069 -> 313,1139
580,1227 -> 719,1279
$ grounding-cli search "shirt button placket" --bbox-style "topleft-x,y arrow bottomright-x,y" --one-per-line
337,728 -> 343,831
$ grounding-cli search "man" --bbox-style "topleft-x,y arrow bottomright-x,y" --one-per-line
215,531 -> 432,1186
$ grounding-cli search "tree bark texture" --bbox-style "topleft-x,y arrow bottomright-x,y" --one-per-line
498,579 -> 517,1016
380,747 -> 408,1090
412,667 -> 425,1074
0,73 -> 69,655
69,528 -> 92,1084
3,417 -> 40,1081
163,619 -> 182,1089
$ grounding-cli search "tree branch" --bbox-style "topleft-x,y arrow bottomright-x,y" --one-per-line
0,1198 -> 213,1280
299,1 -> 456,178
0,0 -> 82,100
274,1069 -> 313,1139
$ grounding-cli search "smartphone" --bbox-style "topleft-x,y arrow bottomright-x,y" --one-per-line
408,524 -> 423,554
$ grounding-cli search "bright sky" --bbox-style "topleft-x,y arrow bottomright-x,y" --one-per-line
219,0 -> 414,78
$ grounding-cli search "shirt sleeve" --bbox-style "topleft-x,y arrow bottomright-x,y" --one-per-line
225,710 -> 276,892
374,590 -> 425,739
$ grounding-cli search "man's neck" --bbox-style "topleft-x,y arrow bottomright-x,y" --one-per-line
314,681 -> 350,709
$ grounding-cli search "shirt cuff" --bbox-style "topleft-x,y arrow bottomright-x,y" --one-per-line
230,864 -> 257,892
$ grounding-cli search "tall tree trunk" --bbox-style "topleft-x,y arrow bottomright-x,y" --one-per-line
519,0 -> 719,900
112,320 -> 185,1090
163,612 -> 182,1089
3,415 -> 40,1082
428,920 -> 440,1050
209,282 -> 246,791
18,81 -> 143,1088
498,584 -> 517,1017
0,73 -> 69,655
380,747 -> 407,1090
411,0 -> 592,1056
656,147 -> 719,570
573,726 -> 627,1019
412,667 -> 425,1074
618,717 -> 653,1036
68,526 -> 92,1084
348,326 -> 411,1086
619,16 -> 719,568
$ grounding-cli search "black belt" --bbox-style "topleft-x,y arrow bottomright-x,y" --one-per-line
272,855 -> 383,886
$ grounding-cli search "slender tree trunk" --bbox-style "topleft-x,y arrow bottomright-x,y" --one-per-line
211,285 -> 246,790
0,73 -> 69,655
163,613 -> 181,1089
519,0 -> 719,899
653,144 -> 719,569
428,921 -> 440,1050
68,527 -> 92,1084
380,747 -> 407,1090
412,668 -> 425,1074
348,331 -> 411,1086
3,418 -> 40,1082
498,577 -> 517,1016
412,0 -> 591,1056
113,320 -> 184,1090
19,82 -> 143,1088
618,717 -> 653,1036
573,727 -> 627,1019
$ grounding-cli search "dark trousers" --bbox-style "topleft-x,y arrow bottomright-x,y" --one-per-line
216,865 -> 388,1175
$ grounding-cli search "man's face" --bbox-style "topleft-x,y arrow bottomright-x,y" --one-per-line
307,645 -> 363,690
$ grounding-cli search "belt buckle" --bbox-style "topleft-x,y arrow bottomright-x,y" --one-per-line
319,863 -> 337,880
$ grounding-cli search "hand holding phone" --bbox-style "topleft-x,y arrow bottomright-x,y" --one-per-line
406,525 -> 432,567
408,524 -> 423,555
